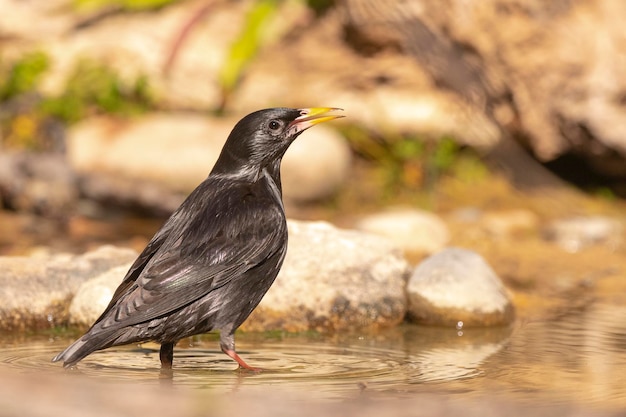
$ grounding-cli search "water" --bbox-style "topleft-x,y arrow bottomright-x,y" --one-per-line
1,302 -> 625,411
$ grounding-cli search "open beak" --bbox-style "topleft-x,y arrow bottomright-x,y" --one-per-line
288,107 -> 344,134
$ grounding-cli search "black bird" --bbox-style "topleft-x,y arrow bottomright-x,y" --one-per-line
53,107 -> 344,370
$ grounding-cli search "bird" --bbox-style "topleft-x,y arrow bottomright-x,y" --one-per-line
53,107 -> 344,371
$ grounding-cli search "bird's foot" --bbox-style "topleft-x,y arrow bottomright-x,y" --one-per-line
222,348 -> 261,372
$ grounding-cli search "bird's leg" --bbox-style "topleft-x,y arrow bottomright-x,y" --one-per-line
220,332 -> 260,372
160,342 -> 175,369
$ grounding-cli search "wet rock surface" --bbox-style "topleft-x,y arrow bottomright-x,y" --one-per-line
407,247 -> 515,327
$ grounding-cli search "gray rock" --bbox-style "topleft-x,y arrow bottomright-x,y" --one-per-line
407,248 -> 514,327
281,125 -> 352,203
244,220 -> 411,332
0,152 -> 77,217
480,209 -> 540,238
67,221 -> 409,332
67,114 -> 232,193
544,216 -> 623,253
0,246 -> 137,331
340,1 -> 626,180
355,209 -> 450,255
68,264 -> 132,327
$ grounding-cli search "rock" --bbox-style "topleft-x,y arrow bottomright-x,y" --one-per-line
281,125 -> 352,203
340,0 -> 626,183
67,114 -> 232,193
243,220 -> 410,332
67,114 -> 350,209
67,221 -> 409,331
355,209 -> 450,255
407,248 -> 515,327
0,152 -> 77,218
544,216 -> 623,253
68,264 -> 131,327
481,209 -> 540,237
0,246 -> 137,331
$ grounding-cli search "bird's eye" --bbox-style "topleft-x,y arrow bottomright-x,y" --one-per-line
268,120 -> 282,131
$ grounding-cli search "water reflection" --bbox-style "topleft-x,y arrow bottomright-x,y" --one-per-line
0,325 -> 510,397
1,303 -> 625,410
483,303 -> 626,408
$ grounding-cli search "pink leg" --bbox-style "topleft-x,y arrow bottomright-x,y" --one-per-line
221,346 -> 261,372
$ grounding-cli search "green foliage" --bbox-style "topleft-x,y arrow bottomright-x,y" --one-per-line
0,52 -> 154,150
593,186 -> 616,202
42,59 -> 154,123
0,52 -> 49,101
73,0 -> 179,11
217,0 -> 282,110
305,0 -> 336,15
343,126 -> 472,197
432,136 -> 459,171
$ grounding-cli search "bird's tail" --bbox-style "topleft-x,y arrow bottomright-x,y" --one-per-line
52,329 -> 121,368
52,338 -> 93,367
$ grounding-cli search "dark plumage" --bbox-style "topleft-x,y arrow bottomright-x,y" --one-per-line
53,107 -> 343,370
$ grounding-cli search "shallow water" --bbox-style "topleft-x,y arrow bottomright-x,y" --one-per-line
1,302 -> 625,411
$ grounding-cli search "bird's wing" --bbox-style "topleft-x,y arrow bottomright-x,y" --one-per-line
94,181 -> 286,330
91,207 -> 184,324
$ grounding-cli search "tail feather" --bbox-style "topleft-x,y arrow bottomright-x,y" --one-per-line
52,338 -> 92,367
52,330 -> 122,367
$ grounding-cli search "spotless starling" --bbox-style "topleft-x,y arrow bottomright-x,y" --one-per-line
53,107 -> 344,370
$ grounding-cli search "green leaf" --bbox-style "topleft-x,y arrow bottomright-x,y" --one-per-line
218,0 -> 281,95
0,52 -> 49,100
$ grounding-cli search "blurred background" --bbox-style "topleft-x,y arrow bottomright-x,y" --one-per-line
2,1 -> 626,413
1,0 -> 626,300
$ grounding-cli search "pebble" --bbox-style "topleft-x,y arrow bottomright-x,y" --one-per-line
544,216 -> 623,252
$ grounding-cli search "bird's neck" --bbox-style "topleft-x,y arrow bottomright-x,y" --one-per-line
209,159 -> 283,195
265,159 -> 282,192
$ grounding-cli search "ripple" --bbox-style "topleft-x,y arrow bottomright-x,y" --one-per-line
0,331 -> 502,398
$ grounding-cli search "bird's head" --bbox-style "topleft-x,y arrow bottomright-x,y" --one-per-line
211,107 -> 344,179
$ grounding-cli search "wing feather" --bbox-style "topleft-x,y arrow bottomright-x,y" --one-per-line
93,177 -> 286,330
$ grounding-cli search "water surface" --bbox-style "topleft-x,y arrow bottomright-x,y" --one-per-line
2,302 -> 625,411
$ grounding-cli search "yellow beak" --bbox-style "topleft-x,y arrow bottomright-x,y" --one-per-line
289,107 -> 344,132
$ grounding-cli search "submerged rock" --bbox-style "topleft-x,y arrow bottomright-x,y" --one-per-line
0,246 -> 137,331
407,247 -> 514,327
